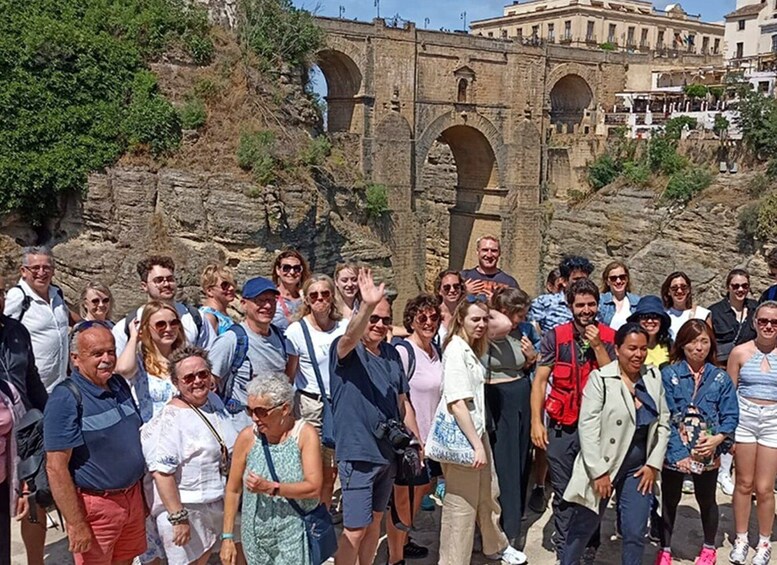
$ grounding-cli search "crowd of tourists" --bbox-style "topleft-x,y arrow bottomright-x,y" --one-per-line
3,239 -> 777,565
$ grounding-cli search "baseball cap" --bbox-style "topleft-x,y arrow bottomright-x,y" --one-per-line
241,277 -> 279,299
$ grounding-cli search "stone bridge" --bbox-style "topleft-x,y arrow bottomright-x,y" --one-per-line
313,16 -> 676,298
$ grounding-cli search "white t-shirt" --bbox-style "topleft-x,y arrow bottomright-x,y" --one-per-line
667,305 -> 711,340
285,318 -> 346,396
441,335 -> 486,437
4,280 -> 69,391
609,300 -> 632,331
143,393 -> 239,507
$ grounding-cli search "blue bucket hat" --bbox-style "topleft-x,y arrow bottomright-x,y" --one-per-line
241,277 -> 279,299
627,295 -> 671,334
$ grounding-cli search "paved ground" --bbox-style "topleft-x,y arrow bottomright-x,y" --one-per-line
9,487 -> 756,564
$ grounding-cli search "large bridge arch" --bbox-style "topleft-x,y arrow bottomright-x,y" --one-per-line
546,63 -> 598,132
416,112 -> 507,271
314,47 -> 364,133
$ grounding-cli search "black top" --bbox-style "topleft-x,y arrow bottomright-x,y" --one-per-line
0,315 -> 48,411
708,297 -> 758,355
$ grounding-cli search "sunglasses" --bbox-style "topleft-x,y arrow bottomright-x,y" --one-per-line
73,319 -> 113,333
245,403 -> 284,418
368,315 -> 392,326
465,294 -> 488,304
179,369 -> 211,385
153,319 -> 182,332
608,274 -> 628,283
442,283 -> 462,293
217,281 -> 234,292
280,264 -> 303,274
756,318 -> 777,328
308,290 -> 332,302
638,314 -> 662,322
89,297 -> 111,306
150,275 -> 176,286
730,283 -> 750,291
669,285 -> 689,293
23,265 -> 53,274
416,313 -> 440,325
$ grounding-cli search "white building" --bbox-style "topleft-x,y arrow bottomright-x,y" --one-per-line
725,0 -> 777,69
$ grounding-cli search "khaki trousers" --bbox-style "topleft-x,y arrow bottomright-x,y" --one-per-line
439,438 -> 508,564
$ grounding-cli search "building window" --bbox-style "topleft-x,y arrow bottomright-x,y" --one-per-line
737,42 -> 744,58
772,34 -> 777,52
760,80 -> 770,92
548,23 -> 555,42
714,38 -> 720,54
516,28 -> 523,38
738,19 -> 746,30
564,20 -> 572,40
657,30 -> 665,48
532,24 -> 540,39
608,23 -> 617,43
488,31 -> 493,37
627,26 -> 635,47
501,29 -> 507,38
687,34 -> 695,51
458,79 -> 468,103
586,20 -> 595,41
640,28 -> 649,47
702,36 -> 709,53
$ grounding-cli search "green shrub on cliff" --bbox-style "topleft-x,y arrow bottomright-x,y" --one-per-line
663,167 -> 712,203
237,130 -> 279,185
587,154 -> 620,191
0,0 -> 213,224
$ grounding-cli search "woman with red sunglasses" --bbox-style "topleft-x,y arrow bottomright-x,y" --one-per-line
199,264 -> 237,336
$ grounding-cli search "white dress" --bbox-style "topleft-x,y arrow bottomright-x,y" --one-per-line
667,306 -> 711,340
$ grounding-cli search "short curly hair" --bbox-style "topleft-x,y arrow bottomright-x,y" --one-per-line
168,345 -> 212,383
137,255 -> 176,282
402,293 -> 441,333
559,255 -> 594,279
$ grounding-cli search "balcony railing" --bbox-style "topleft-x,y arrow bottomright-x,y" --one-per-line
560,34 -> 572,44
585,34 -> 597,44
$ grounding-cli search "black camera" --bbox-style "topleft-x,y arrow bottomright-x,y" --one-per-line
377,419 -> 413,451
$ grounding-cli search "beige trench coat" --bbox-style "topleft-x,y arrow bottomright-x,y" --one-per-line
563,360 -> 670,513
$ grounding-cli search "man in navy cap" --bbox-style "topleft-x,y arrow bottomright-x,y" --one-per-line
209,277 -> 292,428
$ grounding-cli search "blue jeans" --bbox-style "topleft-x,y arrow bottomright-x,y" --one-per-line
561,469 -> 653,565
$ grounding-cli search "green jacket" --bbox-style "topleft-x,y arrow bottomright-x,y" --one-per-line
563,360 -> 670,513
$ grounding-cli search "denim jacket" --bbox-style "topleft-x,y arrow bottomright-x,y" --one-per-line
597,292 -> 640,326
661,361 -> 739,466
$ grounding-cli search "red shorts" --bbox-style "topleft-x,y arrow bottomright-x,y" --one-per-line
72,481 -> 146,565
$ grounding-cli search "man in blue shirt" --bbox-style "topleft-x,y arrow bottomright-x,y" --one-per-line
44,322 -> 146,565
330,268 -> 421,565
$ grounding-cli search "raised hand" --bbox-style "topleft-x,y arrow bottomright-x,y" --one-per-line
358,268 -> 386,306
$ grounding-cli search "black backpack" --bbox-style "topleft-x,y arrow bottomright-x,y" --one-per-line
16,379 -> 81,521
390,337 -> 442,380
13,284 -> 65,323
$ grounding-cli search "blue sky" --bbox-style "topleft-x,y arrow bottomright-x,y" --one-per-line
295,0 -> 736,31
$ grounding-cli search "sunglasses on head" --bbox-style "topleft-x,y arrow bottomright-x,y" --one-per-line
368,315 -> 392,326
308,290 -> 332,302
608,274 -> 628,283
416,313 -> 440,325
73,320 -> 113,333
280,264 -> 303,274
245,403 -> 284,418
730,283 -> 750,291
179,369 -> 211,385
465,294 -> 488,304
442,283 -> 462,293
153,319 -> 182,332
90,297 -> 111,306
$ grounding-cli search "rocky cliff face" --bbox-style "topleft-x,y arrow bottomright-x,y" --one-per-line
543,172 -> 771,306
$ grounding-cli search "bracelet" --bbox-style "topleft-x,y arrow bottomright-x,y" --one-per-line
167,508 -> 189,525
221,533 -> 235,540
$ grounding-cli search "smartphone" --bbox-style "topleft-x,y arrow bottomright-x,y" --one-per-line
689,460 -> 705,475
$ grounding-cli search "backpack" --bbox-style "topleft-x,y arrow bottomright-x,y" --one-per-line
15,379 -> 81,518
123,303 -> 203,340
218,324 -> 286,413
14,284 -> 65,323
390,337 -> 442,381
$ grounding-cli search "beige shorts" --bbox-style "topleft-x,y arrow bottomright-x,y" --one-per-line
294,390 -> 336,467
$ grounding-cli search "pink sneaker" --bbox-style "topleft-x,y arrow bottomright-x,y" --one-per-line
695,547 -> 716,565
655,549 -> 672,565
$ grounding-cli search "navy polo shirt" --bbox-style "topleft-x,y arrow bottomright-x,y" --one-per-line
329,338 -> 409,465
43,371 -> 144,490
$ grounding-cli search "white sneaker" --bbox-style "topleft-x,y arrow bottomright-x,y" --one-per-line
718,472 -> 735,496
485,545 -> 528,565
753,542 -> 772,565
682,478 -> 695,494
729,537 -> 749,564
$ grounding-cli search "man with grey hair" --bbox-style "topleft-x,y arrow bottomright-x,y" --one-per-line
4,247 -> 72,392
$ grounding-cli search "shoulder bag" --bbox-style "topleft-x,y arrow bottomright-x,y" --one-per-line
299,319 -> 336,449
260,434 -> 337,565
181,398 -> 231,477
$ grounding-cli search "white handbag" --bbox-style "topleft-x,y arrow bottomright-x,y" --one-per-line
425,398 -> 475,466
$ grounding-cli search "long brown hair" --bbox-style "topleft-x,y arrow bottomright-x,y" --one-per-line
601,260 -> 632,294
139,301 -> 186,377
661,271 -> 693,310
272,249 -> 311,287
443,298 -> 490,358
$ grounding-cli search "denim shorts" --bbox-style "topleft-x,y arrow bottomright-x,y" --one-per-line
338,460 -> 397,529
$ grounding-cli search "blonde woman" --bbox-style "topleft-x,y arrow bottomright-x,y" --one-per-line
285,275 -> 345,512
199,264 -> 237,336
437,296 -> 527,565
333,263 -> 361,319
79,281 -> 114,325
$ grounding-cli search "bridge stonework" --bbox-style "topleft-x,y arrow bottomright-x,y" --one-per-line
314,16 -> 631,300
